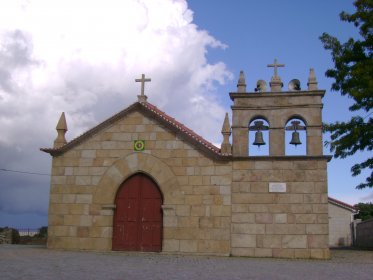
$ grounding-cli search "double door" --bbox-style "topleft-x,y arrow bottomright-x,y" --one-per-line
113,174 -> 162,252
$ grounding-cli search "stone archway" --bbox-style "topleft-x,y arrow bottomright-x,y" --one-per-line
91,153 -> 178,251
93,152 -> 177,206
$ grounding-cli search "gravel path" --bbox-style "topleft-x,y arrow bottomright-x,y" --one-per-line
1,245 -> 372,280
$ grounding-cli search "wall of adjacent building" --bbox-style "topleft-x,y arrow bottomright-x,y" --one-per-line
328,203 -> 354,247
356,218 -> 373,248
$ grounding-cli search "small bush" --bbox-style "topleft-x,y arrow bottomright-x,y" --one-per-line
11,228 -> 20,244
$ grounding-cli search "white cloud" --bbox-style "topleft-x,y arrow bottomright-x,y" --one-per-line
0,0 -> 232,219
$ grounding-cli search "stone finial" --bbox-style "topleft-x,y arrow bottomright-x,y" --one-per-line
237,71 -> 246,93
54,112 -> 68,148
307,68 -> 318,90
267,59 -> 284,92
135,74 -> 151,102
221,113 -> 231,134
221,113 -> 232,154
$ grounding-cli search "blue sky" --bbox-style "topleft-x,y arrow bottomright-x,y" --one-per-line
0,0 -> 371,229
187,0 -> 372,204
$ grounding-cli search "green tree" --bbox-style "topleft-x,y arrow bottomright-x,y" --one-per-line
354,202 -> 373,220
36,226 -> 48,238
320,0 -> 373,189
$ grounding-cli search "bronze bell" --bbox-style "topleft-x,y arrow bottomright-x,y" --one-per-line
290,131 -> 301,146
253,131 -> 265,147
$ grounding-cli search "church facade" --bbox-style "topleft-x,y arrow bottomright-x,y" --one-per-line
42,62 -> 331,259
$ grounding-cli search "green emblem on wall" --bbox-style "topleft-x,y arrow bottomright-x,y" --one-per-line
134,140 -> 145,151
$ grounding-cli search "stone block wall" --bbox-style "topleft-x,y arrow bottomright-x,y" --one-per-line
0,228 -> 14,244
231,159 -> 330,259
48,110 -> 232,255
47,108 -> 329,259
356,218 -> 373,248
230,92 -> 324,157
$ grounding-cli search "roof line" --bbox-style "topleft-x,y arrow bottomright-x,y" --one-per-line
328,196 -> 358,212
41,101 -> 229,159
140,102 -> 225,157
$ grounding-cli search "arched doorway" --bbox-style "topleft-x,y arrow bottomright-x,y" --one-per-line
112,173 -> 163,252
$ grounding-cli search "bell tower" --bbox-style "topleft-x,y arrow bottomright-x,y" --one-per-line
230,60 -> 325,157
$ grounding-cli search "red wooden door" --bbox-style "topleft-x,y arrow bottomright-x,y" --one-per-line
112,174 -> 162,252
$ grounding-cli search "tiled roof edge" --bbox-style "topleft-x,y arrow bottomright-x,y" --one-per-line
41,101 -> 230,158
139,102 -> 227,158
328,197 -> 358,212
40,102 -> 141,156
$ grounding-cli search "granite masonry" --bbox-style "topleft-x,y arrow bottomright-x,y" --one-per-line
42,62 -> 331,259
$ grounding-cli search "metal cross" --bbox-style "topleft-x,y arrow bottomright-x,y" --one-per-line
267,59 -> 285,78
135,74 -> 151,96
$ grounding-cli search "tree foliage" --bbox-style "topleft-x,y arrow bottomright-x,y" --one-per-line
320,0 -> 373,189
354,202 -> 373,220
36,226 -> 48,238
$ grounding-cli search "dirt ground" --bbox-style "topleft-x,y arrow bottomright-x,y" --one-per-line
329,247 -> 373,263
0,245 -> 372,280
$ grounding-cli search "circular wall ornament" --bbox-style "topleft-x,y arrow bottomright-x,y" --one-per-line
134,140 -> 145,151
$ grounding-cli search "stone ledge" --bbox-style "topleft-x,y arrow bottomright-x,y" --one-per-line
232,155 -> 332,161
101,204 -> 116,210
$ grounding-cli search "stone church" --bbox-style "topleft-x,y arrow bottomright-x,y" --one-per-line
41,61 -> 331,259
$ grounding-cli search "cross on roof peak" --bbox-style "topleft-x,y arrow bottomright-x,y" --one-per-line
135,73 -> 151,102
267,59 -> 285,78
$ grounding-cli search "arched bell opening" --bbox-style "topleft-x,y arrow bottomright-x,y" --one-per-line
248,117 -> 269,156
285,117 -> 307,155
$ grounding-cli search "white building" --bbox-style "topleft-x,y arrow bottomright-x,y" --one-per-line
328,197 -> 357,247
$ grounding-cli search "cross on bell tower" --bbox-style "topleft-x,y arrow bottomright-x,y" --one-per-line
135,73 -> 151,102
267,59 -> 284,91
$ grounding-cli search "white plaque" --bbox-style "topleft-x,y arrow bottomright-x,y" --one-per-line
269,182 -> 286,193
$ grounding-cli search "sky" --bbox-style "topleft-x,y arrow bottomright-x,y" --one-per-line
0,0 -> 371,229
